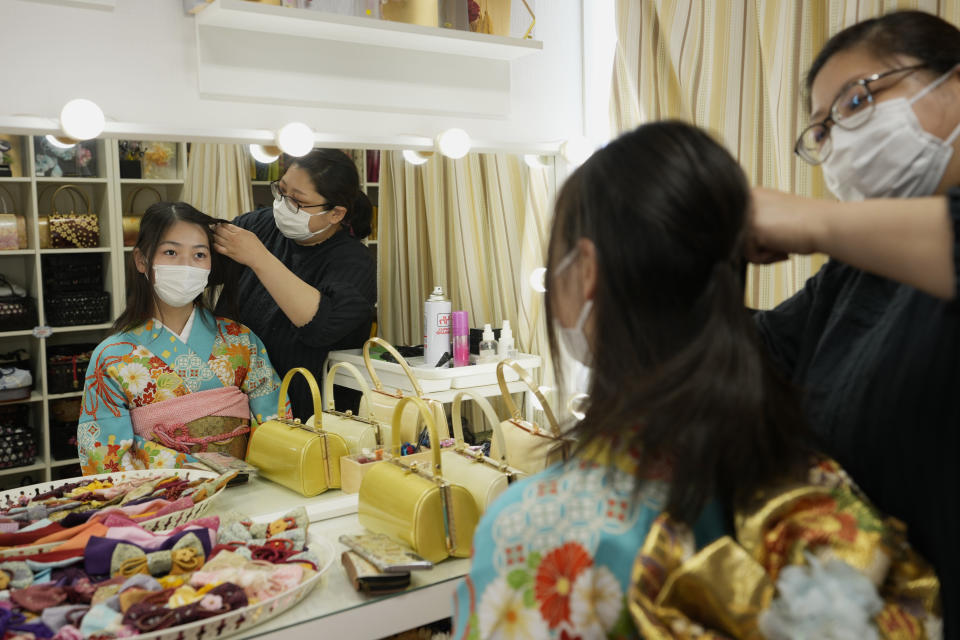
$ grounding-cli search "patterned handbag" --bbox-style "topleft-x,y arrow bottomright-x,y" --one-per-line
123,186 -> 162,247
41,254 -> 103,293
41,185 -> 100,249
46,343 -> 97,394
0,405 -> 36,469
0,275 -> 38,332
44,291 -> 111,327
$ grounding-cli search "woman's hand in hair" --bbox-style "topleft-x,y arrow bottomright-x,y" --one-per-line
745,187 -> 825,263
213,223 -> 270,269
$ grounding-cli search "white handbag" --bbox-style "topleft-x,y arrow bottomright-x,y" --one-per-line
358,337 -> 449,446
439,389 -> 527,513
489,359 -> 571,475
306,361 -> 383,455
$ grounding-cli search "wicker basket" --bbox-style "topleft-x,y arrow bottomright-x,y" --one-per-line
0,405 -> 35,469
44,291 -> 110,327
0,275 -> 37,332
41,254 -> 103,293
46,343 -> 96,393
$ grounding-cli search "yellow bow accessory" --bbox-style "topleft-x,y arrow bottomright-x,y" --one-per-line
110,532 -> 206,578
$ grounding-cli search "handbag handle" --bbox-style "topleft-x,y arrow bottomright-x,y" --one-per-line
0,185 -> 14,214
38,185 -> 80,215
451,389 -> 508,459
51,185 -> 92,215
362,337 -> 424,397
323,361 -> 375,420
127,186 -> 162,214
496,359 -> 561,437
391,396 -> 443,477
276,367 -> 322,425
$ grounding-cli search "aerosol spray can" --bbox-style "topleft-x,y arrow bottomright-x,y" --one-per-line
423,286 -> 452,367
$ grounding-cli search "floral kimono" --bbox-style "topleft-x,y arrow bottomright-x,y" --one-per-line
453,449 -> 940,639
78,309 -> 287,474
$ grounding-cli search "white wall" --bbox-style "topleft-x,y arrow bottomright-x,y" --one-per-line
1,0 -> 584,150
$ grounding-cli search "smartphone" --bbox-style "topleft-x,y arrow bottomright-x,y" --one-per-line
338,533 -> 433,573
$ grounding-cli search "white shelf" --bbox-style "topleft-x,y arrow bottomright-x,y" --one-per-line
120,179 -> 185,185
0,461 -> 45,477
0,329 -> 36,338
49,323 -> 112,333
0,392 -> 43,405
251,181 -> 272,186
0,250 -> 37,256
47,391 -> 84,400
0,177 -> 31,183
50,458 -> 80,468
197,0 -> 541,60
35,177 -> 108,183
40,248 -> 111,254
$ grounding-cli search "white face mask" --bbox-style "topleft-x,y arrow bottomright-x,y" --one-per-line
272,198 -> 331,242
553,248 -> 594,366
152,265 -> 209,308
823,67 -> 960,201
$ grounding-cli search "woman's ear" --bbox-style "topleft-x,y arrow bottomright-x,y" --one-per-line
329,205 -> 347,225
577,237 -> 598,301
133,248 -> 148,276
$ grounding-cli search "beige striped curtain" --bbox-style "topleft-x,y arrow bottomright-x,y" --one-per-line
612,0 -> 959,309
378,151 -> 553,376
182,144 -> 253,220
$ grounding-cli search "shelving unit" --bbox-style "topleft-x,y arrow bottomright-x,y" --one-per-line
0,135 -> 187,489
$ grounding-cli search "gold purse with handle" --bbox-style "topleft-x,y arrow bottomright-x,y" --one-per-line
305,361 -> 383,455
441,389 -> 526,513
358,396 -> 479,563
245,367 -> 349,496
358,337 -> 449,446
123,186 -> 162,247
489,359 -> 571,475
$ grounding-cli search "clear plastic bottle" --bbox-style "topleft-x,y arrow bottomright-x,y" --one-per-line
478,323 -> 499,363
497,320 -> 518,359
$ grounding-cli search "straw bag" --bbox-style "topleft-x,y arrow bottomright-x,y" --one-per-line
246,367 -> 349,497
440,389 -> 526,513
123,186 -> 161,247
304,361 -> 383,454
0,186 -> 26,250
489,359 -> 571,475
358,337 -> 449,445
39,185 -> 99,249
358,396 -> 479,563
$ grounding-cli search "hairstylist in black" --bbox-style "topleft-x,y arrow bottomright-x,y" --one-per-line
213,149 -> 376,421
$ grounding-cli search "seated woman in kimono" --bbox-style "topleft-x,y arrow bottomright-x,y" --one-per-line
78,202 -> 288,474
453,122 -> 941,639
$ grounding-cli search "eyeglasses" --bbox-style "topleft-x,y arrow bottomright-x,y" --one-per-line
794,64 -> 927,165
270,180 -> 332,215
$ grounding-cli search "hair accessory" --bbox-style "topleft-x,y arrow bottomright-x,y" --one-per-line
108,533 -> 206,578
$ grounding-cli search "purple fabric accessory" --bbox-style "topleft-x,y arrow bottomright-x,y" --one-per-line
84,529 -> 213,576
0,607 -> 55,638
41,605 -> 90,633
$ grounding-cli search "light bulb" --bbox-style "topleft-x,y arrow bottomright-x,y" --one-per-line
249,144 -> 280,164
402,149 -> 432,165
436,128 -> 471,159
523,154 -> 550,169
45,135 -> 76,149
529,267 -> 546,293
59,99 -> 104,141
561,136 -> 595,167
276,122 -> 314,157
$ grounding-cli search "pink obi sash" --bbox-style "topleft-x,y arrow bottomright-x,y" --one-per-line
130,386 -> 251,453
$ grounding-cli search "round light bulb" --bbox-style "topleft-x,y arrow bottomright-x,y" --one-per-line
45,135 -> 77,149
402,149 -> 432,165
249,144 -> 280,164
436,128 -> 471,159
523,154 -> 550,169
276,122 -> 314,157
561,136 -> 595,167
529,267 -> 546,293
59,99 -> 104,141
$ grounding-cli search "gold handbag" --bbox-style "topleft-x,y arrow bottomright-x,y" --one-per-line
123,186 -> 162,247
0,186 -> 26,250
305,361 -> 383,455
358,337 -> 449,445
358,396 -> 479,563
489,359 -> 571,475
40,185 -> 99,249
441,389 -> 526,513
245,367 -> 349,497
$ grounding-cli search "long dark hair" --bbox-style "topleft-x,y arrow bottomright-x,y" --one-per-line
546,122 -> 810,524
113,202 -> 239,333
806,10 -> 960,103
290,149 -> 374,239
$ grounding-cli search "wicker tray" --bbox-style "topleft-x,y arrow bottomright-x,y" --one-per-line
0,469 -> 228,560
135,532 -> 335,640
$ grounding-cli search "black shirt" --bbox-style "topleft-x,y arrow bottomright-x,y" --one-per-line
754,188 -> 960,629
217,207 -> 376,421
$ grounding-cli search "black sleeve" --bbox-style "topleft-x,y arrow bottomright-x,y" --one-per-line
294,250 -> 376,349
949,187 -> 960,301
753,266 -> 826,378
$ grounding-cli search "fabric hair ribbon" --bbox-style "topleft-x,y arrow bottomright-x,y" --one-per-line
110,533 -> 206,578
